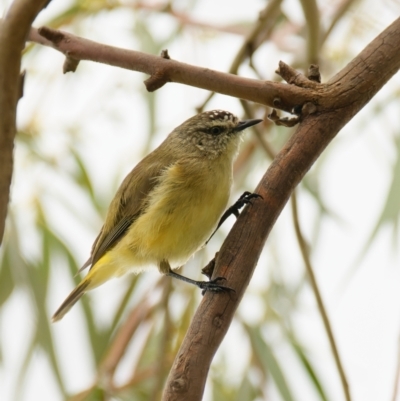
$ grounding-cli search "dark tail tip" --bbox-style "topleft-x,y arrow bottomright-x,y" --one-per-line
52,281 -> 89,322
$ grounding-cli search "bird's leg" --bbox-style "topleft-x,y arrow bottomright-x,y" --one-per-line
160,260 -> 234,294
206,191 -> 262,244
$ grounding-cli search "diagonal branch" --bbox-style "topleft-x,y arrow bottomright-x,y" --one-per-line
161,17 -> 400,401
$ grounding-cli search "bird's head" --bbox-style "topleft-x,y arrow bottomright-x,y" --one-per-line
171,110 -> 263,159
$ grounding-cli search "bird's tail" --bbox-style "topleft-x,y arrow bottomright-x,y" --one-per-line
52,253 -> 120,322
52,280 -> 90,322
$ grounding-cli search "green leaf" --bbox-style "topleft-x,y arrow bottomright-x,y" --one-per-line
212,368 -> 236,401
0,243 -> 16,306
108,275 -> 140,335
349,135 -> 400,278
234,375 -> 260,401
246,324 -> 295,401
70,149 -> 103,214
288,335 -> 330,401
0,214 -> 28,306
367,135 -> 400,242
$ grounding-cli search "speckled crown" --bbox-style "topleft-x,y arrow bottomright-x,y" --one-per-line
204,110 -> 237,122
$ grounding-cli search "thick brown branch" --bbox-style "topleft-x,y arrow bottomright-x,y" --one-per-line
0,0 -> 50,244
162,17 -> 400,401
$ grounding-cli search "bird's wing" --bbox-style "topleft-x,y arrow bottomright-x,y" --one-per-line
83,145 -> 177,269
88,218 -> 134,267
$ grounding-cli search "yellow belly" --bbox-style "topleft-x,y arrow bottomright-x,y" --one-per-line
108,159 -> 232,274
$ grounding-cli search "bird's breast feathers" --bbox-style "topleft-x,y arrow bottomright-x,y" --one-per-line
119,158 -> 232,266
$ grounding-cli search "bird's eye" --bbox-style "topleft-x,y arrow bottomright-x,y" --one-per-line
210,126 -> 222,135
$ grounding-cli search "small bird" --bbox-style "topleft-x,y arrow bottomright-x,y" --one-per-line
52,110 -> 262,321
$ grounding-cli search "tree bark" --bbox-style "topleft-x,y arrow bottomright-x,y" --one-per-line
0,0 -> 50,243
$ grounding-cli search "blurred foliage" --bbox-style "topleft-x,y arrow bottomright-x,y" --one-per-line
1,0 -> 400,400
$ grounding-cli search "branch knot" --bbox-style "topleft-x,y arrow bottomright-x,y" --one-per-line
38,26 -> 65,45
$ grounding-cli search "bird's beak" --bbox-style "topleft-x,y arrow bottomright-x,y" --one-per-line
234,118 -> 263,132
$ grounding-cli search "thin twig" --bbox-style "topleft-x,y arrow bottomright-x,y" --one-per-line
240,100 -> 276,159
196,0 -> 283,112
291,191 -> 351,401
321,0 -> 357,45
98,297 -> 152,383
127,2 -> 249,36
115,363 -> 172,392
299,0 -> 321,64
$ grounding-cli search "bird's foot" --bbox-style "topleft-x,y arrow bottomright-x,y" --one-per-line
198,276 -> 235,296
206,191 -> 262,244
166,268 -> 234,295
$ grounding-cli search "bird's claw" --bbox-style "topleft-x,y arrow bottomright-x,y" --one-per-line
200,276 -> 235,295
235,191 -> 263,210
